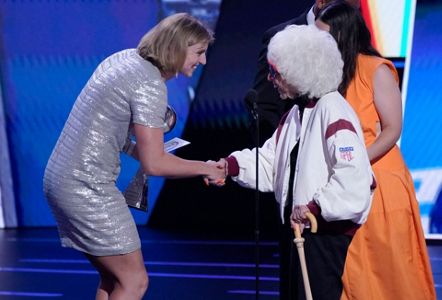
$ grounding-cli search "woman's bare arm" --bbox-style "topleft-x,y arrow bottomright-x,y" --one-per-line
133,124 -> 224,181
368,64 -> 403,162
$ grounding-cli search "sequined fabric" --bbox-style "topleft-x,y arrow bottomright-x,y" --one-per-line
43,49 -> 167,256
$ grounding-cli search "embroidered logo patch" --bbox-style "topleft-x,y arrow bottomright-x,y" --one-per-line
339,146 -> 354,161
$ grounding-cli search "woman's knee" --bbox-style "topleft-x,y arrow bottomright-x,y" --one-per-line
124,268 -> 148,295
87,250 -> 148,297
137,270 -> 149,294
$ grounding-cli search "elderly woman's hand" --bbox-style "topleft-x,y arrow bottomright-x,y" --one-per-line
290,204 -> 311,234
203,159 -> 226,187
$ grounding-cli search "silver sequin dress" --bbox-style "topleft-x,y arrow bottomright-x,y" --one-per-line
43,49 -> 167,256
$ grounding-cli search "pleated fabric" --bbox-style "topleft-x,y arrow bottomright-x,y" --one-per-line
340,54 -> 435,300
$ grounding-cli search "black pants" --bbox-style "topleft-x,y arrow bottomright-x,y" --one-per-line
279,206 -> 352,300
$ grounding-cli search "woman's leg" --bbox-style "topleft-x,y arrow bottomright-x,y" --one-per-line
85,249 -> 148,300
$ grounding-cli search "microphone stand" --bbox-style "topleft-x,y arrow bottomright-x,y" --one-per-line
251,102 -> 260,300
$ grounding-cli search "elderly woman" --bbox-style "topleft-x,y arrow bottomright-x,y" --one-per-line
213,25 -> 375,299
44,13 -> 225,300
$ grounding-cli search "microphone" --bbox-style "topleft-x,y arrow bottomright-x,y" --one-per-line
244,88 -> 261,299
244,89 -> 259,120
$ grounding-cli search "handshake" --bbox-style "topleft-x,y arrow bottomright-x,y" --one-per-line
203,158 -> 228,187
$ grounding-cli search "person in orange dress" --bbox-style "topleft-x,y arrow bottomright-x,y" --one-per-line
316,2 -> 436,299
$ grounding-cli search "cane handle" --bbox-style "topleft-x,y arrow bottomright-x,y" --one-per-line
293,212 -> 318,239
306,212 -> 318,233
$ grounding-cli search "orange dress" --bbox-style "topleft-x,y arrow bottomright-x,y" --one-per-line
340,54 -> 436,300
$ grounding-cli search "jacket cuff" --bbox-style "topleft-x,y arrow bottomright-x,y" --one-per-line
307,200 -> 321,216
226,156 -> 239,176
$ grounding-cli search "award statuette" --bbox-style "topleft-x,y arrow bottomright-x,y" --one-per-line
123,167 -> 148,211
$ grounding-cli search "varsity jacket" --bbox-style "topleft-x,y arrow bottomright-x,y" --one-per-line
227,91 -> 374,229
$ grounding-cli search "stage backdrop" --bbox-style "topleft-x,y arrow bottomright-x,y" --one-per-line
0,81 -> 16,228
402,0 -> 442,235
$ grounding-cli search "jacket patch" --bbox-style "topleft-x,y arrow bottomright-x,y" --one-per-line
339,146 -> 354,161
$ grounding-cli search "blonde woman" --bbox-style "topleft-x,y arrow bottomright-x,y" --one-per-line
44,13 -> 224,299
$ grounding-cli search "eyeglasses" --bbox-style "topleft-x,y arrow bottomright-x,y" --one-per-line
268,62 -> 280,81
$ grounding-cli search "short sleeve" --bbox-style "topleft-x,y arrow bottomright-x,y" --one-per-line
130,78 -> 168,129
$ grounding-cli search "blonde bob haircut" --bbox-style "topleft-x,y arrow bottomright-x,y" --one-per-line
267,25 -> 343,99
137,13 -> 214,75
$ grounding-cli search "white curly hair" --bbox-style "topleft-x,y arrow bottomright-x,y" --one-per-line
267,24 -> 343,99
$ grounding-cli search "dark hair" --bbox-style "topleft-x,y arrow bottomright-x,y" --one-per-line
317,1 -> 381,95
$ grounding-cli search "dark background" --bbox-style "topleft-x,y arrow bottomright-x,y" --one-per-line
150,0 -> 318,237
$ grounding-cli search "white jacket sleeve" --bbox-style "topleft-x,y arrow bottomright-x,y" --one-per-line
229,132 -> 276,192
313,119 -> 373,224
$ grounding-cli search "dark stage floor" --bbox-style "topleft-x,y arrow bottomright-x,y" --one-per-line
0,227 -> 441,299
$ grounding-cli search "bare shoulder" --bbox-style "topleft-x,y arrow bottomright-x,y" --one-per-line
374,64 -> 398,87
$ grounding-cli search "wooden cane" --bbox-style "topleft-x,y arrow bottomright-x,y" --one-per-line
293,212 -> 317,300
